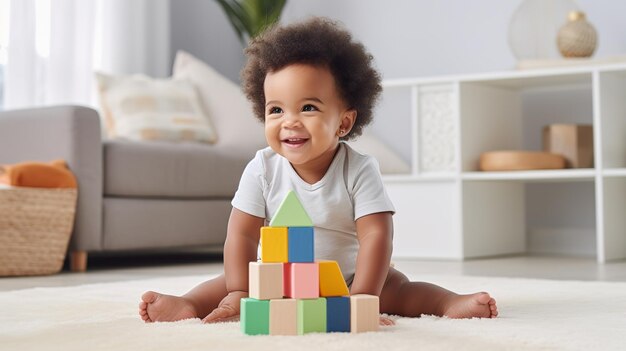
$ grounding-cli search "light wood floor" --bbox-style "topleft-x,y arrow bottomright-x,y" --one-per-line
2,253 -> 626,292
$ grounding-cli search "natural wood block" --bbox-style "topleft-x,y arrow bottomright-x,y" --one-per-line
326,296 -> 350,333
479,151 -> 566,171
240,298 -> 269,335
260,226 -> 288,263
350,294 -> 379,333
318,260 -> 349,297
249,261 -> 283,300
543,124 -> 594,168
283,262 -> 319,299
288,227 -> 314,263
269,299 -> 297,336
297,298 -> 327,334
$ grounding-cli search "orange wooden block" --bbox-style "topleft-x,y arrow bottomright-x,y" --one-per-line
260,227 -> 288,263
318,260 -> 349,297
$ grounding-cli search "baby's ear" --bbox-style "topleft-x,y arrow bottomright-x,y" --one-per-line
342,109 -> 357,130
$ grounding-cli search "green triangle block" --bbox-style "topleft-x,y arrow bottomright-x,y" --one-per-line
269,190 -> 313,227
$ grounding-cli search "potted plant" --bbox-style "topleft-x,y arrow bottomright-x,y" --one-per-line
215,0 -> 287,45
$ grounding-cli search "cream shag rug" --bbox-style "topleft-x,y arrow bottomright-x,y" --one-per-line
1,274 -> 625,351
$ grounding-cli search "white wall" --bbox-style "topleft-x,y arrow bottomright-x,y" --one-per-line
283,0 -> 626,78
172,0 -> 626,80
169,0 -> 245,81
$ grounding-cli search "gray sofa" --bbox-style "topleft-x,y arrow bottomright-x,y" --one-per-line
0,105 -> 266,271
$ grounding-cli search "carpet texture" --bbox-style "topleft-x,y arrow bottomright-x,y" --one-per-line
1,273 -> 624,351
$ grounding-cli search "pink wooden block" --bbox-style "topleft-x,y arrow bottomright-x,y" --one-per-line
283,262 -> 319,299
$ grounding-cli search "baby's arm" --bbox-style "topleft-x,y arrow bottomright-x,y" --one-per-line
203,208 -> 264,323
350,212 -> 393,296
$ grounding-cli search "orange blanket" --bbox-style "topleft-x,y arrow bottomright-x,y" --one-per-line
0,160 -> 77,188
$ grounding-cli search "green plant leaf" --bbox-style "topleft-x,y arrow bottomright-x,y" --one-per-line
214,0 -> 287,45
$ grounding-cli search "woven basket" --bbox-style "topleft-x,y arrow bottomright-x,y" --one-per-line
0,186 -> 77,276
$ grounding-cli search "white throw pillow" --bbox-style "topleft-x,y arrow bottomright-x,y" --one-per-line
172,51 -> 267,152
95,72 -> 218,144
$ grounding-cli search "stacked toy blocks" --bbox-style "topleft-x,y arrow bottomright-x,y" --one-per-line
241,190 -> 379,335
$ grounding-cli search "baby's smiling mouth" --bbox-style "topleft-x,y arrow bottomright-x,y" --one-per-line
282,137 -> 309,147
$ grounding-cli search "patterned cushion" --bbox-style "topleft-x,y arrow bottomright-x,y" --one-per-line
95,72 -> 217,144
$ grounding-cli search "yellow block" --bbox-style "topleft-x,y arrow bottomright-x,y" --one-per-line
318,260 -> 349,297
261,227 -> 288,263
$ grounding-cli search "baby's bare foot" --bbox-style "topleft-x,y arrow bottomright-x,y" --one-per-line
442,292 -> 498,319
138,291 -> 198,323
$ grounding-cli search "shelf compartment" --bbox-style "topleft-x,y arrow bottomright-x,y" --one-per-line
459,73 -> 594,173
462,181 -> 597,258
462,181 -> 526,258
527,182 -> 597,257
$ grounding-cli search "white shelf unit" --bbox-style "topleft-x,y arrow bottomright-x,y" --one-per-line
382,64 -> 626,262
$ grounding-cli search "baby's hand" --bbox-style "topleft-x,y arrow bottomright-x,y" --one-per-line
202,291 -> 248,323
379,316 -> 395,326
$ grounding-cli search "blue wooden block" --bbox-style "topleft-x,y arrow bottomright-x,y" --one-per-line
326,296 -> 350,333
288,227 -> 314,263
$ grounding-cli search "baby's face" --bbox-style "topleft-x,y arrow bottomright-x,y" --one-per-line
264,64 -> 355,172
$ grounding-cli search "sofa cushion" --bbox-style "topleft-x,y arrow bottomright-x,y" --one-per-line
172,51 -> 267,151
95,72 -> 218,144
104,140 -> 252,198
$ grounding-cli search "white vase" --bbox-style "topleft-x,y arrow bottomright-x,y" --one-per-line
508,0 -> 580,61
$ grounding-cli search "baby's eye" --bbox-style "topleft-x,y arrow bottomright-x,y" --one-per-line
302,104 -> 318,112
268,106 -> 283,114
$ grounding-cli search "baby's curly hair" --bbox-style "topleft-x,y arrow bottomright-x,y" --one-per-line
241,17 -> 382,140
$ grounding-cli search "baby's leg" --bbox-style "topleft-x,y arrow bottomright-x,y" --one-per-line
139,274 -> 228,323
379,267 -> 497,318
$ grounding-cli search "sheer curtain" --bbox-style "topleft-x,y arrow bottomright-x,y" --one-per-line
4,0 -> 170,110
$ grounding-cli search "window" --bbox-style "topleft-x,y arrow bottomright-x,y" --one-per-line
0,0 -> 10,109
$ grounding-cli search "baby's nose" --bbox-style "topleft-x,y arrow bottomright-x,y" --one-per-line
282,113 -> 302,127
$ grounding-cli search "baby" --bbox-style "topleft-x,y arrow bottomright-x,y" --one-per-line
139,17 -> 497,325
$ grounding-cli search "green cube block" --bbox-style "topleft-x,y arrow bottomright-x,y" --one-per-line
297,298 -> 327,334
241,298 -> 269,335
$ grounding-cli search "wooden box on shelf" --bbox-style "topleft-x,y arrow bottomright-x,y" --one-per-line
543,124 -> 594,168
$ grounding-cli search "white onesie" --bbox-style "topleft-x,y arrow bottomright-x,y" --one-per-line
231,142 -> 395,280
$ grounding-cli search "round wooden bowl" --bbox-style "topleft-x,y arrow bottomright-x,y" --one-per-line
479,151 -> 566,171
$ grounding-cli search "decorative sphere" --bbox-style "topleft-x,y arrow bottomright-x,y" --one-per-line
557,11 -> 597,58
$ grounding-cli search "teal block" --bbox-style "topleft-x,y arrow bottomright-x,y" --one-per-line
297,298 -> 327,334
241,298 -> 269,335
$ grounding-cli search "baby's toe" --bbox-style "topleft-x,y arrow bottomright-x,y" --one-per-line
477,292 -> 491,304
141,291 -> 159,304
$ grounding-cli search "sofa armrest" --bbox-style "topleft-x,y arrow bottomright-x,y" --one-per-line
0,105 -> 103,251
